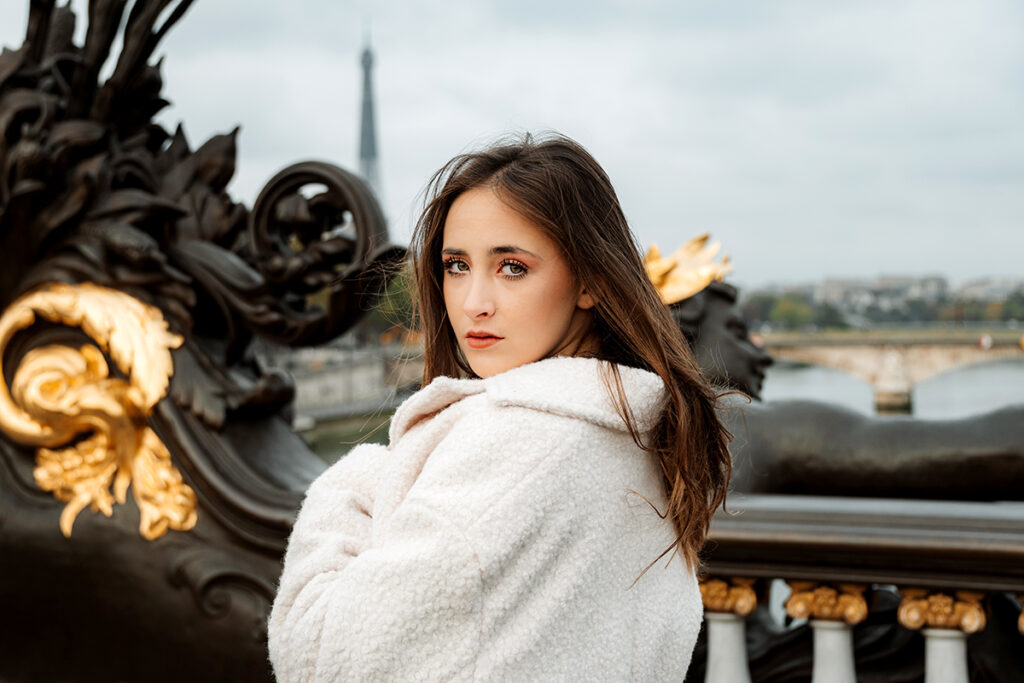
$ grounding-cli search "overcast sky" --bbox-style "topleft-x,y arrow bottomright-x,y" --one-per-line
2,1 -> 1022,290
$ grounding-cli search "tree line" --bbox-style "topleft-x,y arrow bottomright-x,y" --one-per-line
741,290 -> 1024,331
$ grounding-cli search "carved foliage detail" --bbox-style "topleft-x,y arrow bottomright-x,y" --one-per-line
785,581 -> 868,625
898,589 -> 986,634
0,282 -> 195,539
700,577 -> 758,616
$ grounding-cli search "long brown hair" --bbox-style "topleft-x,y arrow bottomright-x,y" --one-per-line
410,132 -> 730,569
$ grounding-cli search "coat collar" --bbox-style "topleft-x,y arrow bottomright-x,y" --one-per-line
389,356 -> 666,444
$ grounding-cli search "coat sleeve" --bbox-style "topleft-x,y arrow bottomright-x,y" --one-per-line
266,406 -> 584,682
267,441 -> 386,682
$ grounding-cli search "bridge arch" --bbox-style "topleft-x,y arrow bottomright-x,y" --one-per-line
763,332 -> 1024,414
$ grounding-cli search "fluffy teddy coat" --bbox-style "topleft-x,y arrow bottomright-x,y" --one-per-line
268,356 -> 702,681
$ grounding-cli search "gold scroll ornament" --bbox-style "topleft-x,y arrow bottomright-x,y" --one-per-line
0,283 -> 196,540
898,589 -> 986,634
700,577 -> 758,616
785,581 -> 869,625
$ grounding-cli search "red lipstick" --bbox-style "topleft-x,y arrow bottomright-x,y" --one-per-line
466,330 -> 503,349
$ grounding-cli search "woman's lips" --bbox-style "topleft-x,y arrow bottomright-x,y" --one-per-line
466,333 -> 502,349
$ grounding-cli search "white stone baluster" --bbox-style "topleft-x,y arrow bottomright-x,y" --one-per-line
705,613 -> 752,683
699,577 -> 757,683
785,582 -> 868,683
809,620 -> 856,683
922,629 -> 969,683
897,589 -> 986,683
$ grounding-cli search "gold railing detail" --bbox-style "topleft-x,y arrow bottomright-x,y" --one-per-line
0,283 -> 195,540
700,577 -> 758,616
1019,595 -> 1024,636
897,589 -> 986,634
785,581 -> 868,625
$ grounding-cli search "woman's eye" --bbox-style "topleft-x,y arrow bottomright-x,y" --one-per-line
443,259 -> 469,275
500,261 -> 527,278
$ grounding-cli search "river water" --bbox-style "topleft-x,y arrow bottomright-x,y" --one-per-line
761,357 -> 1024,418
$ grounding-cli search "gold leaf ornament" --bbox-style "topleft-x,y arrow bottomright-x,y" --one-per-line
785,582 -> 869,625
644,233 -> 733,306
1018,595 -> 1024,635
0,283 -> 195,540
897,589 -> 987,634
700,577 -> 758,616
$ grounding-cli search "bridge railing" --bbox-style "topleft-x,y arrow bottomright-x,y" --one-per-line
696,494 -> 1024,682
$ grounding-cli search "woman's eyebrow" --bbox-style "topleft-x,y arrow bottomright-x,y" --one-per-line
491,245 -> 540,258
441,246 -> 541,258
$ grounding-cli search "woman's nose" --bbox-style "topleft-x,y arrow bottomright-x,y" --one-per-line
463,276 -> 496,318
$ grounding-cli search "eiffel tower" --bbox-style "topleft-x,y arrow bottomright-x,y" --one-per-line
359,39 -> 381,199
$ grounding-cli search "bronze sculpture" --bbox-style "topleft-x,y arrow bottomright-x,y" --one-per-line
0,2 -> 402,680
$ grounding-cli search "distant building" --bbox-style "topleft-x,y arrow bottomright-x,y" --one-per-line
814,279 -> 872,309
814,279 -> 878,313
905,277 -> 948,301
813,275 -> 950,314
956,278 -> 1024,301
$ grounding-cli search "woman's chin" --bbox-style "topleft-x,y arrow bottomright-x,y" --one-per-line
469,362 -> 508,379
466,353 -> 527,379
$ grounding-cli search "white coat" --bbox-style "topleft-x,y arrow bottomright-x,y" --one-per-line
267,356 -> 702,682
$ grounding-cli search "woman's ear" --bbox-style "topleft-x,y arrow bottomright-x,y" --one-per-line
576,287 -> 596,310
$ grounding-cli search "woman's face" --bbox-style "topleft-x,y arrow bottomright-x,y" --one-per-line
441,186 -> 595,378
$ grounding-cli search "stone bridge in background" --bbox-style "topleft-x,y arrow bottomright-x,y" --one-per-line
761,329 -> 1024,413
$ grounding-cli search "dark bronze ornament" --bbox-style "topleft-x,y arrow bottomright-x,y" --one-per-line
0,1 -> 404,680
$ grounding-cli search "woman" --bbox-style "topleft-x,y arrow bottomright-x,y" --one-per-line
267,134 -> 731,681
